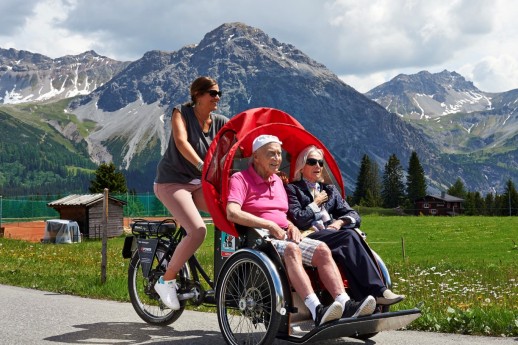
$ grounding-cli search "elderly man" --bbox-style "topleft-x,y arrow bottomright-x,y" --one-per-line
226,134 -> 376,326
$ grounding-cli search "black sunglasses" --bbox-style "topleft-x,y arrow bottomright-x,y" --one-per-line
206,90 -> 222,97
306,158 -> 324,167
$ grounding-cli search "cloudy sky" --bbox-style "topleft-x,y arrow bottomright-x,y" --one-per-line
1,0 -> 517,93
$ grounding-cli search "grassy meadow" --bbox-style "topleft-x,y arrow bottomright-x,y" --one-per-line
0,215 -> 516,337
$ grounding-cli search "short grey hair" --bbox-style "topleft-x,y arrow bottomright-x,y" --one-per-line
293,145 -> 324,181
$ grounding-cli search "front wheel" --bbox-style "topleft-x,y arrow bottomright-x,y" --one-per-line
128,244 -> 187,325
216,251 -> 281,345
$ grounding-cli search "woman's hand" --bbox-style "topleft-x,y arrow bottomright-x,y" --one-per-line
327,219 -> 344,230
314,191 -> 328,206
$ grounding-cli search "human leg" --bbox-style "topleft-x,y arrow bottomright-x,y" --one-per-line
309,229 -> 386,300
309,241 -> 345,299
281,242 -> 313,299
153,183 -> 207,310
273,240 -> 342,325
154,183 -> 207,279
299,238 -> 375,319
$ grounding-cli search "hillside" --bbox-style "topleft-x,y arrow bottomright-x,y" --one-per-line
0,100 -> 96,194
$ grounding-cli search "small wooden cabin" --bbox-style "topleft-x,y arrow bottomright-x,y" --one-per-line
48,194 -> 126,238
414,192 -> 464,216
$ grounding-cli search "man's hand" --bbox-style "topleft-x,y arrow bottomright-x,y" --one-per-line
267,222 -> 287,240
286,223 -> 301,243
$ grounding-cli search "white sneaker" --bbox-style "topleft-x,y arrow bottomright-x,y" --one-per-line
376,289 -> 405,306
154,277 -> 180,310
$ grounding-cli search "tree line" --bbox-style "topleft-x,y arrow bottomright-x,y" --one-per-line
349,151 -> 518,216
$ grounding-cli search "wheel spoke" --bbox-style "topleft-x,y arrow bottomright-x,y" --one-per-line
218,255 -> 280,345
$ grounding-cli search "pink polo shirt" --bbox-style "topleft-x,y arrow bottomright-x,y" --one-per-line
227,165 -> 289,228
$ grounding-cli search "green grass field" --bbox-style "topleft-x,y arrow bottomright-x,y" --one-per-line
0,215 -> 516,336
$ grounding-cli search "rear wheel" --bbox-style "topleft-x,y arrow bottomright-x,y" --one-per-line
216,252 -> 281,345
128,244 -> 188,325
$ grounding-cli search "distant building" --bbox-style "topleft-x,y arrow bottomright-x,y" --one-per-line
414,192 -> 464,216
48,194 -> 126,238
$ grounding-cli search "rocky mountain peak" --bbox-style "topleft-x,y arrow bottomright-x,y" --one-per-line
0,48 -> 129,104
366,69 -> 490,118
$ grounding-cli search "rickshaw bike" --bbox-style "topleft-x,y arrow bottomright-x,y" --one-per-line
123,107 -> 421,344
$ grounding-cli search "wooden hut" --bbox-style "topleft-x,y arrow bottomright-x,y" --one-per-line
414,192 -> 464,216
48,194 -> 126,238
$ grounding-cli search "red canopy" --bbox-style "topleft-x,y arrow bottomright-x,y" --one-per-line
202,107 -> 344,236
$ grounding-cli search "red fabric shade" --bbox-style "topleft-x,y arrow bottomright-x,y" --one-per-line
202,107 -> 345,236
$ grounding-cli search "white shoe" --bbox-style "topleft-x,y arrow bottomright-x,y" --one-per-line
154,277 -> 180,310
376,289 -> 405,306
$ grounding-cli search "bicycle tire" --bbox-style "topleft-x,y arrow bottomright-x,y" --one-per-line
128,244 -> 188,325
216,251 -> 282,345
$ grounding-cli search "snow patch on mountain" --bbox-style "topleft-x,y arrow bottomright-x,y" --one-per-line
70,99 -> 168,169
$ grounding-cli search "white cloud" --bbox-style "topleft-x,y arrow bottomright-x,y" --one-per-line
0,0 -> 517,92
466,55 -> 518,93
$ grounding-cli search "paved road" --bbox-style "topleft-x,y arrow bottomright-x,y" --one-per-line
1,284 -> 516,345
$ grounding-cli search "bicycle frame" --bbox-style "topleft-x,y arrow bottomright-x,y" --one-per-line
124,219 -> 215,305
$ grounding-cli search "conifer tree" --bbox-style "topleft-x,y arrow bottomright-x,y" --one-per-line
89,162 -> 128,194
484,192 -> 495,216
502,178 -> 518,216
406,151 -> 427,202
353,154 -> 382,207
447,178 -> 467,199
366,161 -> 382,207
353,154 -> 370,205
382,154 -> 405,208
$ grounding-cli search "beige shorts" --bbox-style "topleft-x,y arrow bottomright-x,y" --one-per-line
270,237 -> 323,266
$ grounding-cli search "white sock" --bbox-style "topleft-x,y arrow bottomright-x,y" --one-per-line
159,276 -> 176,285
304,293 -> 320,320
335,292 -> 350,309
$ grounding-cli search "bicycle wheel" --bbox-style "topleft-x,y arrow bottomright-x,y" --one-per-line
216,251 -> 281,345
128,244 -> 188,325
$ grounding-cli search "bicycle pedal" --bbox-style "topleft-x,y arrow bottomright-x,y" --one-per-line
204,295 -> 216,304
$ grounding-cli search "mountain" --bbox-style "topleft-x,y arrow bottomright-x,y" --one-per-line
0,48 -> 130,104
1,23 -> 517,196
66,22 -> 436,192
0,99 -> 96,195
366,70 -> 518,193
365,70 -> 494,119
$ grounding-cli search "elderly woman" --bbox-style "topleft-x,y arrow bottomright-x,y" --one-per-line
285,145 -> 404,305
226,135 -> 376,326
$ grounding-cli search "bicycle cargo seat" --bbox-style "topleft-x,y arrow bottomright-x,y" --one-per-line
131,219 -> 177,236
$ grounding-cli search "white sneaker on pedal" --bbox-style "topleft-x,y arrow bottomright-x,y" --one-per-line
154,276 -> 180,310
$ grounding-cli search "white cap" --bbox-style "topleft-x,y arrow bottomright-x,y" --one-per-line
252,134 -> 283,153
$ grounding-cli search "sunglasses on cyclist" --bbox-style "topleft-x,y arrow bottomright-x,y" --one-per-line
306,158 -> 324,167
206,90 -> 222,97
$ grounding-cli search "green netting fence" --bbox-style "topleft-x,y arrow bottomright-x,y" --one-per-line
0,193 -> 200,222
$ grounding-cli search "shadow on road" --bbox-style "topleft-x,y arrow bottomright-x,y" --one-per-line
43,321 -> 376,344
44,321 -> 226,344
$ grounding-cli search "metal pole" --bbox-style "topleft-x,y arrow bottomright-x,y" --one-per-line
509,190 -> 512,216
0,195 -> 3,231
101,188 -> 108,284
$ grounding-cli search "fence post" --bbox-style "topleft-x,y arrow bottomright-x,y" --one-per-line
101,188 -> 109,284
401,236 -> 406,260
0,195 -> 3,237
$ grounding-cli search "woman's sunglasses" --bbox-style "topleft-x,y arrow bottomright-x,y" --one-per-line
206,90 -> 222,98
306,158 -> 324,167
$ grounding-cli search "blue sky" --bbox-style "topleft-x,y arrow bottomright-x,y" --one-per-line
1,0 -> 516,93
